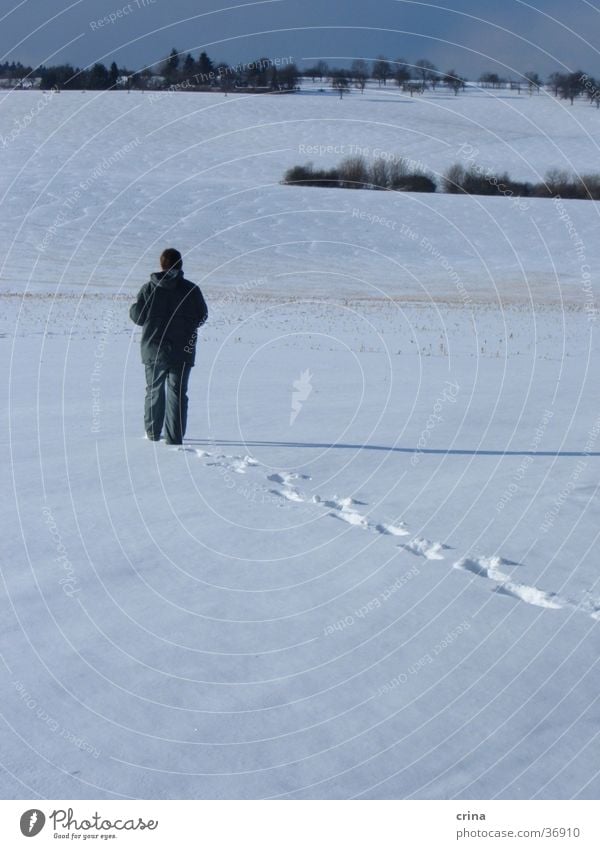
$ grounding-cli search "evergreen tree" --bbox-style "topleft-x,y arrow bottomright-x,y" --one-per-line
246,58 -> 271,88
87,62 -> 110,89
183,53 -> 195,78
162,48 -> 179,83
109,61 -> 119,87
197,51 -> 213,79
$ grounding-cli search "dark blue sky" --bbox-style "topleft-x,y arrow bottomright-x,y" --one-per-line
2,0 -> 599,78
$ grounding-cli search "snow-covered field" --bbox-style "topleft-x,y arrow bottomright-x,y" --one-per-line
1,86 -> 599,799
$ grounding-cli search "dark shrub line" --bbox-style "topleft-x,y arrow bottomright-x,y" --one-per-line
283,156 -> 436,192
444,164 -> 600,200
283,156 -> 600,200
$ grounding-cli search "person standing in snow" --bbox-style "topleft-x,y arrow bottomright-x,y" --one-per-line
130,248 -> 208,445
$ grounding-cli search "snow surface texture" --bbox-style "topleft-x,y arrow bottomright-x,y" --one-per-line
1,86 -> 599,800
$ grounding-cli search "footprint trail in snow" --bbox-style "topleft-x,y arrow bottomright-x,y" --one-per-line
174,447 -> 599,623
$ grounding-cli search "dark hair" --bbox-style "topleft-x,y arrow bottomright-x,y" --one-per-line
160,248 -> 183,271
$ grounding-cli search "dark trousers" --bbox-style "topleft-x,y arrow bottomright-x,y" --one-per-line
144,362 -> 191,444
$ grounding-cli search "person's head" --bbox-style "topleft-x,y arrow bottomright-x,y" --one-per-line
160,248 -> 183,273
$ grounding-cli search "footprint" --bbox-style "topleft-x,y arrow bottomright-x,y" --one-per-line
375,522 -> 410,537
454,556 -> 565,611
207,454 -> 259,474
268,473 -> 290,485
268,472 -> 311,485
455,556 -> 511,582
330,509 -> 369,528
270,488 -> 304,503
456,556 -> 600,621
401,537 -> 446,560
312,495 -> 417,541
231,456 -> 258,474
312,494 -> 369,528
494,582 -> 563,610
267,471 -> 311,504
313,495 -> 364,511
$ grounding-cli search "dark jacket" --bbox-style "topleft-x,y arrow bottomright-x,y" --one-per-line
130,270 -> 208,366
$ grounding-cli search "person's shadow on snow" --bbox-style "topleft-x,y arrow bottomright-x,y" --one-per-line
183,438 -> 600,458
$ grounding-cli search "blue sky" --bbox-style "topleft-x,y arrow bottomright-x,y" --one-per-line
2,0 -> 599,79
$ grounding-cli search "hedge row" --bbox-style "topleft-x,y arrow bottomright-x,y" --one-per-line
444,164 -> 600,200
283,156 -> 436,192
283,156 -> 600,200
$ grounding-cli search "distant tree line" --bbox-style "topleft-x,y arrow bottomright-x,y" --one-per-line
147,49 -> 300,91
304,57 -> 467,97
35,62 -> 125,91
0,51 -> 299,92
443,164 -> 600,199
1,53 -> 599,105
479,68 -> 600,105
0,60 -> 33,80
303,59 -> 600,104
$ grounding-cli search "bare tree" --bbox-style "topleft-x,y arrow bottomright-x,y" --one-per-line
393,57 -> 411,88
479,72 -> 505,89
372,55 -> 393,86
524,71 -> 542,94
371,157 -> 389,189
351,59 -> 369,93
443,69 -> 465,95
415,59 -> 439,89
338,156 -> 369,188
557,71 -> 585,105
279,63 -> 299,91
331,69 -> 350,98
582,74 -> 600,108
547,71 -> 562,97
304,60 -> 329,82
316,60 -> 329,81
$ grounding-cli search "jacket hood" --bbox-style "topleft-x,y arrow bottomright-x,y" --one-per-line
150,269 -> 183,290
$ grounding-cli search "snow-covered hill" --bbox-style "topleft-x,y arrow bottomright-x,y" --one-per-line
0,86 -> 599,799
1,86 -> 599,305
